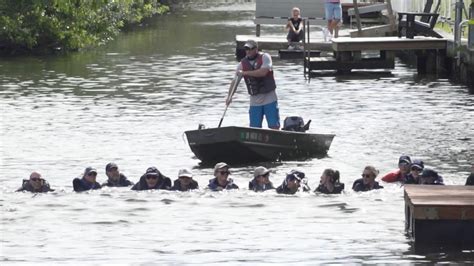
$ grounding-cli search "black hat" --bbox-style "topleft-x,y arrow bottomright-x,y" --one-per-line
145,167 -> 159,176
398,155 -> 411,165
410,159 -> 424,170
105,162 -> 118,172
287,170 -> 305,181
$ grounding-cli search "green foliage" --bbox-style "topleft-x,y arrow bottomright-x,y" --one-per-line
0,0 -> 170,54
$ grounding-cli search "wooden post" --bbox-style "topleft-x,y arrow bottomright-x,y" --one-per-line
353,0 -> 362,35
386,0 -> 396,33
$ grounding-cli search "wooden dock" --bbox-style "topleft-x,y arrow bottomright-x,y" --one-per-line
235,34 -> 331,60
305,36 -> 448,73
404,185 -> 474,248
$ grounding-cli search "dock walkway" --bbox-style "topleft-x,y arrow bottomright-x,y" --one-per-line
404,185 -> 474,247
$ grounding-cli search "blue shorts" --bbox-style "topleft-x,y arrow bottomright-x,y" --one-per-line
325,3 -> 342,21
249,101 -> 280,129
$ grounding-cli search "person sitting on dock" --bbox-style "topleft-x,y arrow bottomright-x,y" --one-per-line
233,39 -> 280,129
17,171 -> 54,193
208,162 -> 239,191
102,162 -> 133,187
276,170 -> 310,194
466,165 -> 474,186
286,7 -> 304,50
324,0 -> 342,40
314,168 -> 344,194
381,155 -> 412,183
352,166 -> 383,192
131,167 -> 171,191
405,159 -> 424,185
171,168 -> 199,191
249,166 -> 275,192
73,167 -> 102,192
419,168 -> 444,185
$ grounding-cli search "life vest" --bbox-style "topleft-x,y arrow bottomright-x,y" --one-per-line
241,53 -> 276,95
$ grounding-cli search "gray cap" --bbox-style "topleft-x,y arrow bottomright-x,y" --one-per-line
214,162 -> 229,172
244,39 -> 258,49
178,168 -> 193,178
84,167 -> 97,176
254,166 -> 270,178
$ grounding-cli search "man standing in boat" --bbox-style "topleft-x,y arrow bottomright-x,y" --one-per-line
229,39 -> 280,129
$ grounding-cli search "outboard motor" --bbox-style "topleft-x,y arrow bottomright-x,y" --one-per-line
282,116 -> 311,132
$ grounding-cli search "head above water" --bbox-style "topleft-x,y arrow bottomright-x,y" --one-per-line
254,166 -> 270,178
291,7 -> 301,17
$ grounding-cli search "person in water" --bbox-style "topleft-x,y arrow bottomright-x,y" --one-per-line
171,168 -> 199,191
73,167 -> 102,192
381,155 -> 411,183
419,168 -> 444,185
286,7 -> 304,49
102,162 -> 133,187
276,170 -> 310,194
404,159 -> 424,185
131,167 -> 171,191
314,168 -> 344,194
230,39 -> 280,129
352,166 -> 383,192
17,171 -> 54,193
208,162 -> 239,191
249,166 -> 275,192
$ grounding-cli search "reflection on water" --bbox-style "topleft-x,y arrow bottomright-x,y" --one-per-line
1,0 -> 473,264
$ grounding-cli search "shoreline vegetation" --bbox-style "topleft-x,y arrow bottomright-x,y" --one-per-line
0,0 -> 173,56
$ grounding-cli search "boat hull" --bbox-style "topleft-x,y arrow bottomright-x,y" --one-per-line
185,126 -> 334,164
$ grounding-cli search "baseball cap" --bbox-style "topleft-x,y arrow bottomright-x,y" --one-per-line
214,162 -> 229,172
145,167 -> 159,176
105,162 -> 118,172
254,166 -> 270,178
84,167 -> 97,176
178,168 -> 193,178
398,155 -> 411,165
287,170 -> 305,181
411,159 -> 424,170
244,40 -> 258,49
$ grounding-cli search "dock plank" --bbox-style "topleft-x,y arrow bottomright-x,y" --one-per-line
236,35 -> 332,51
405,185 -> 474,207
332,36 -> 447,51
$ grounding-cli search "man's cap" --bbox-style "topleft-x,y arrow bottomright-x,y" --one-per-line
214,162 -> 229,172
398,155 -> 411,165
286,169 -> 305,181
254,166 -> 270,178
84,167 -> 97,175
421,168 -> 438,178
145,166 -> 160,176
105,162 -> 118,172
178,168 -> 193,178
411,159 -> 424,170
244,40 -> 258,49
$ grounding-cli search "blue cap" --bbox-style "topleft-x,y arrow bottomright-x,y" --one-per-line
411,159 -> 424,170
398,155 -> 411,165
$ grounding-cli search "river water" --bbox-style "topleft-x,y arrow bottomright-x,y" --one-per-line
1,1 -> 473,264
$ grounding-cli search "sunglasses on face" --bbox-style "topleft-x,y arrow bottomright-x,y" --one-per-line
361,174 -> 372,178
411,168 -> 422,172
244,47 -> 255,51
87,173 -> 97,177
